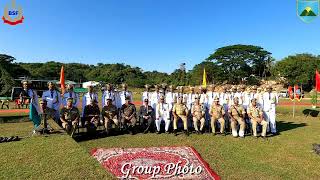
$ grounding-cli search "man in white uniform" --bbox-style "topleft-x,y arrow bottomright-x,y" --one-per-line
142,84 -> 152,105
151,85 -> 160,110
155,95 -> 171,134
118,83 -> 133,107
102,83 -> 117,107
262,85 -> 279,135
82,85 -> 98,118
186,86 -> 196,110
165,85 -> 176,111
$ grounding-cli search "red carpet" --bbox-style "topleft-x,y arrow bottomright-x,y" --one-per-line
91,146 -> 220,179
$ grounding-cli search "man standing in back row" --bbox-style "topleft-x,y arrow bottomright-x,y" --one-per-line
262,85 -> 278,135
42,81 -> 61,124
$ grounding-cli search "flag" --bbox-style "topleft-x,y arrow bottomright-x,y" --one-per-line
316,70 -> 320,92
202,68 -> 207,88
60,66 -> 65,94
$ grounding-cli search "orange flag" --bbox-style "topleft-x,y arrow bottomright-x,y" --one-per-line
316,70 -> 320,92
60,66 -> 65,94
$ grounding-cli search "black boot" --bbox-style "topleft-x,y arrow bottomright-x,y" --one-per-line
173,129 -> 177,136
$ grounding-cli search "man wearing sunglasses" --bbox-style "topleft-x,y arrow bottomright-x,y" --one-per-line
172,95 -> 189,136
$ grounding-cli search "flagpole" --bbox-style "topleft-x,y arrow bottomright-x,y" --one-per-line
293,85 -> 295,118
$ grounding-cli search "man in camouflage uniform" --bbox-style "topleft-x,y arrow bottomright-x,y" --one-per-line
121,96 -> 137,135
172,96 -> 189,136
60,98 -> 80,135
101,98 -> 119,135
191,95 -> 205,134
228,97 -> 246,138
248,98 -> 268,139
210,97 -> 226,135
83,99 -> 100,134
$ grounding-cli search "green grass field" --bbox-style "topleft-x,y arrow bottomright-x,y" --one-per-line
0,93 -> 320,179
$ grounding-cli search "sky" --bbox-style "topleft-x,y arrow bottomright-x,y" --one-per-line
1,0 -> 320,73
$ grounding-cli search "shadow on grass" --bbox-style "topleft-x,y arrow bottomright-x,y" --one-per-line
302,109 -> 319,117
277,121 -> 307,133
0,116 -> 29,123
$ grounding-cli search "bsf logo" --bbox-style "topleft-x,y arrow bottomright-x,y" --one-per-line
297,0 -> 319,23
2,0 -> 24,25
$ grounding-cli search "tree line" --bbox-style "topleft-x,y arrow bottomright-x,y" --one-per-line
1,44 -> 320,95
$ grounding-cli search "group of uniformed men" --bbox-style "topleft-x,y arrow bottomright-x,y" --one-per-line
23,80 -> 279,138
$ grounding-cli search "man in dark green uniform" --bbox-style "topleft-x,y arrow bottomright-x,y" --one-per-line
101,98 -> 119,135
83,99 -> 100,134
60,98 -> 80,135
121,96 -> 137,134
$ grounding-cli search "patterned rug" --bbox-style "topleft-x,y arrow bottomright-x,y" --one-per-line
91,146 -> 220,179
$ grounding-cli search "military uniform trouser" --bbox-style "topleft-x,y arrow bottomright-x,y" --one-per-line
62,121 -> 77,133
173,115 -> 188,130
193,117 -> 205,131
211,117 -> 225,134
104,116 -> 119,131
142,117 -> 154,131
251,118 -> 268,137
231,117 -> 246,137
47,108 -> 60,124
121,116 -> 137,127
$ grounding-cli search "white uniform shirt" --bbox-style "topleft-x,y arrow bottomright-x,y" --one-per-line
219,92 -> 230,106
118,91 -> 133,106
187,93 -> 197,110
102,90 -> 117,107
151,91 -> 160,109
165,92 -> 176,110
207,91 -> 219,107
156,102 -> 170,120
142,91 -> 152,104
262,92 -> 279,111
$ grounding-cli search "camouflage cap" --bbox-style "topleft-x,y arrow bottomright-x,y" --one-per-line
21,80 -> 31,84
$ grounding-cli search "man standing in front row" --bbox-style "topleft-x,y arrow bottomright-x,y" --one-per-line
121,96 -> 137,135
248,98 -> 268,139
262,85 -> 278,135
42,81 -> 61,124
155,95 -> 171,134
172,96 -> 189,136
228,97 -> 246,138
60,98 -> 80,136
